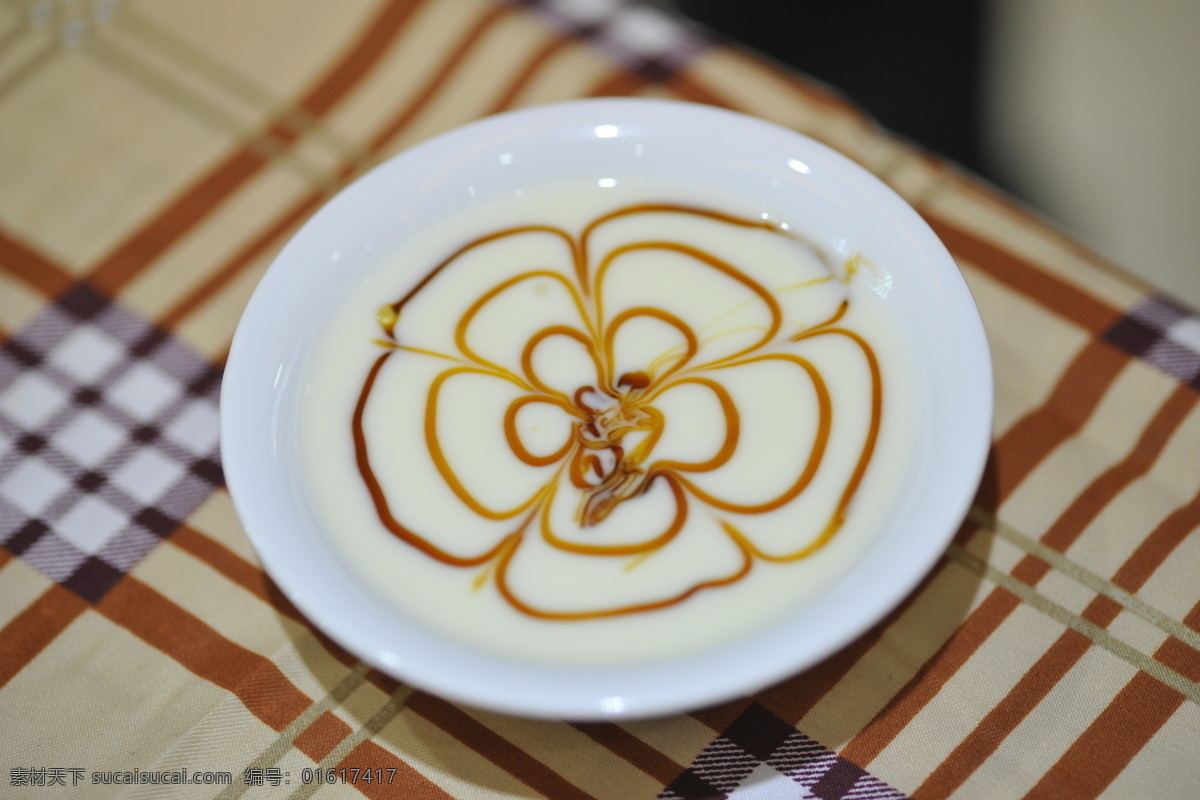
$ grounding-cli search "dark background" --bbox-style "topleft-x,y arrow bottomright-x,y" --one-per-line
675,1 -> 1000,185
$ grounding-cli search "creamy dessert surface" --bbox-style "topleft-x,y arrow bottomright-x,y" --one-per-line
302,179 -> 921,667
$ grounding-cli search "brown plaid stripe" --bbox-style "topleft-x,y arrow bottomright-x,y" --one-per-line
1,1 -> 1199,798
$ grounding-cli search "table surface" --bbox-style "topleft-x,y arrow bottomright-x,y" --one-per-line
2,1 -> 1199,798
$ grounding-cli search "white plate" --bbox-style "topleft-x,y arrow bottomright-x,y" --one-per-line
221,98 -> 992,720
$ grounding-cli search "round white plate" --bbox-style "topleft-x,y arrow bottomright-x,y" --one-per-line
221,98 -> 992,720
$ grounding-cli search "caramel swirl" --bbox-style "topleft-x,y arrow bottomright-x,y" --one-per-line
353,203 -> 883,620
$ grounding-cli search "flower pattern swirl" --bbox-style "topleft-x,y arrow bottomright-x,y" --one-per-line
353,203 -> 882,620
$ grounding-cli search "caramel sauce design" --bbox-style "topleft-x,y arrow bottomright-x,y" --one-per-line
352,203 -> 882,620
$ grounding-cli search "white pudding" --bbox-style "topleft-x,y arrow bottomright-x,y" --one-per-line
302,179 -> 920,667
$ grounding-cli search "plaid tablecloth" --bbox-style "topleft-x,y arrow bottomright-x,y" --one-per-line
2,1 -> 1199,798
